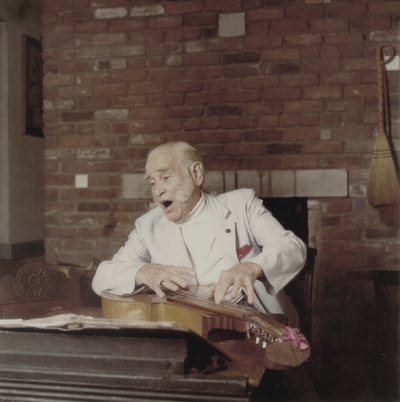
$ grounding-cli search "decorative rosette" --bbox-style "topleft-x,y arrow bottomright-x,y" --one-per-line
16,263 -> 52,297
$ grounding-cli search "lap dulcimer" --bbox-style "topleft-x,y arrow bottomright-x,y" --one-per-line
101,288 -> 310,370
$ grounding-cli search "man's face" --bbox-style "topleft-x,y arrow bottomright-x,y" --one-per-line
145,149 -> 201,223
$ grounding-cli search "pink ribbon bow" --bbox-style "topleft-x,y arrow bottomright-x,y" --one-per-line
276,326 -> 309,351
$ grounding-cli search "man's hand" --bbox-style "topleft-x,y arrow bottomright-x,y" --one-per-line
135,263 -> 197,298
208,262 -> 263,305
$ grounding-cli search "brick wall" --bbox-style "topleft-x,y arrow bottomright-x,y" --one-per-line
42,0 -> 399,370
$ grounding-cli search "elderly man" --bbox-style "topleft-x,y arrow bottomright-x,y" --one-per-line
92,141 -> 307,325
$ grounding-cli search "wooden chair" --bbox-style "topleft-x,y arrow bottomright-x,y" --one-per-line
285,248 -> 317,342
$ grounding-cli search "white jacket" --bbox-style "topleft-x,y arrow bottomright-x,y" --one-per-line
92,189 -> 306,323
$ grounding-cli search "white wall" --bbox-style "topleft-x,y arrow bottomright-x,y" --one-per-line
0,0 -> 44,258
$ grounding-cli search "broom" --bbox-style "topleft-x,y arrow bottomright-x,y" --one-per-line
366,43 -> 400,219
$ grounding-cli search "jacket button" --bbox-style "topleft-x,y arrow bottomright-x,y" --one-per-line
226,229 -> 231,233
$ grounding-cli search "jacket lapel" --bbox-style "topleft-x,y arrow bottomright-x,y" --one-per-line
204,192 -> 239,267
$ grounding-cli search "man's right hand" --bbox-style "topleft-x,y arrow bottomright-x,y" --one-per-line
135,263 -> 197,298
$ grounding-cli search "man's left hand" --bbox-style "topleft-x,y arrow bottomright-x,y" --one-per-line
208,262 -> 263,305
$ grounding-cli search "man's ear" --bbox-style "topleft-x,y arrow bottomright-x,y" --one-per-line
189,161 -> 204,186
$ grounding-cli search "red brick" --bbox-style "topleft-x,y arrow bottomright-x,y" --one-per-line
110,45 -> 146,58
322,72 -> 361,86
325,32 -> 363,45
303,59 -> 341,73
280,155 -> 319,169
263,87 -> 301,101
247,21 -> 269,35
351,15 -> 392,31
112,96 -> 146,108
301,46 -> 321,60
279,114 -> 298,127
240,116 -> 260,129
42,23 -> 74,37
45,124 -> 76,137
343,44 -> 364,59
205,0 -> 242,11
326,98 -> 364,111
185,52 -> 221,66
225,143 -> 266,156
130,107 -> 167,120
130,82 -> 165,95
270,20 -> 308,33
327,3 -> 367,18
285,33 -> 322,47
75,72 -> 110,85
321,241 -> 342,254
369,2 -> 400,14
62,111 -> 94,122
223,64 -> 260,77
169,106 -> 205,118
323,46 -> 342,59
344,85 -> 377,98
59,9 -> 93,22
43,74 -> 75,88
282,127 -> 320,140
75,21 -> 107,34
203,78 -> 240,91
166,1 -> 204,14
269,62 -> 301,74
246,8 -> 284,21
310,18 -> 348,32
167,80 -> 203,93
43,0 -> 75,11
92,33 -> 127,45
280,74 -> 317,88
207,104 -> 242,116
243,129 -> 281,142
242,75 -> 279,89
261,48 -> 300,61
165,28 -> 202,42
112,70 -> 147,83
244,102 -> 283,115
207,37 -> 244,51
94,84 -> 128,97
186,66 -> 222,79
148,16 -> 183,29
43,110 -> 60,124
304,141 -> 343,154
43,48 -> 75,62
304,86 -> 342,99
245,35 -> 282,48
148,43 -> 182,54
220,116 -> 239,129
299,114 -> 320,126
186,92 -> 222,104
183,119 -> 201,131
202,117 -> 220,130
184,13 -> 218,27
128,31 -> 165,44
148,93 -> 184,106
260,115 -> 278,127
284,100 -> 323,114
286,5 -> 325,19
77,97 -> 111,109
224,90 -> 262,103
148,68 -> 185,81
109,19 -> 145,32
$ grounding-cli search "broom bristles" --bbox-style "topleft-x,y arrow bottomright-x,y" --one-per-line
367,130 -> 400,207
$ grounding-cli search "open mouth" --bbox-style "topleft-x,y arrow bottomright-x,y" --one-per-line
161,200 -> 173,210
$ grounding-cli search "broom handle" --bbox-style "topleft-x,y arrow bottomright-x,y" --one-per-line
376,43 -> 395,135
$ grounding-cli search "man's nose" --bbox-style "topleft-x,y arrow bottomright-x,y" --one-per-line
153,182 -> 166,197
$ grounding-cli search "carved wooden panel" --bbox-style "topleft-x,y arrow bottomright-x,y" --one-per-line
0,263 -> 81,319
